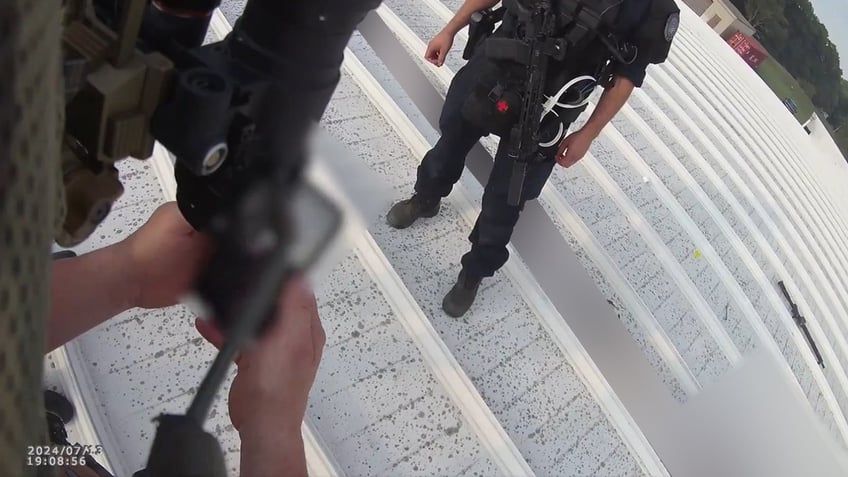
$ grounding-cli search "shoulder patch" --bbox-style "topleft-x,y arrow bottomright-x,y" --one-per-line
664,12 -> 680,42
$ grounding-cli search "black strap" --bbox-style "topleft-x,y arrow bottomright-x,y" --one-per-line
502,0 -> 614,57
490,6 -> 506,23
565,7 -> 602,45
462,6 -> 509,60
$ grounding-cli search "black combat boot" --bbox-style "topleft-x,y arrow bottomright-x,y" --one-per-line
386,194 -> 441,229
442,269 -> 483,318
45,390 -> 116,476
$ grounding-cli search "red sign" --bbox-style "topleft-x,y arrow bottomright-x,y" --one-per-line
727,31 -> 767,68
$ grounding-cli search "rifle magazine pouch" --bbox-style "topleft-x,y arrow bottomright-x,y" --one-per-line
485,38 -> 530,64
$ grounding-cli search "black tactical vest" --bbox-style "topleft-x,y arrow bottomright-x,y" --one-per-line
461,0 -> 625,136
499,0 -> 633,89
502,0 -> 626,48
460,0 -> 678,138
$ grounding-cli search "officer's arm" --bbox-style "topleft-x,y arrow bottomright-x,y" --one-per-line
441,0 -> 501,36
556,76 -> 633,167
48,244 -> 138,351
240,426 -> 307,477
578,75 -> 634,138
577,5 -> 678,138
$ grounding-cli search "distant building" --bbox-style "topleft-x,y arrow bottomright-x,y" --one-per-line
682,0 -> 758,39
727,31 -> 768,68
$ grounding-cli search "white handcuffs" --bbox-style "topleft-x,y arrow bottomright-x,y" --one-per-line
537,75 -> 596,147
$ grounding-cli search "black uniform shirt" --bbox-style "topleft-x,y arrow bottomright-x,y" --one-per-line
548,0 -> 680,88
610,0 -> 679,87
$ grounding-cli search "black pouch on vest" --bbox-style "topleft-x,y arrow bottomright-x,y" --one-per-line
460,57 -> 523,137
461,81 -> 522,137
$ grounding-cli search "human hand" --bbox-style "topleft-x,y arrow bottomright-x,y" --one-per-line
194,276 -> 325,435
555,128 -> 597,168
425,29 -> 455,66
119,202 -> 211,309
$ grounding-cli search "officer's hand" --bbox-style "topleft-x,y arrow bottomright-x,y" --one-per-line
120,202 -> 211,309
195,276 -> 325,434
556,129 -> 596,168
425,30 -> 454,67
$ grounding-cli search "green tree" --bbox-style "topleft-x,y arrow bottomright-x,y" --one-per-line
829,80 -> 848,128
743,0 -> 786,32
798,79 -> 817,99
833,127 -> 848,163
728,0 -> 747,14
756,1 -> 843,119
723,0 -> 844,125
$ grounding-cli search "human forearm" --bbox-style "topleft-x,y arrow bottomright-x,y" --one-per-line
579,75 -> 635,138
441,0 -> 501,36
48,244 -> 137,351
48,203 -> 211,351
239,425 -> 306,477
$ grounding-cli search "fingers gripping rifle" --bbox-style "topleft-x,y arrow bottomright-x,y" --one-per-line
148,1 -> 383,475
63,1 -> 381,476
503,0 -> 565,206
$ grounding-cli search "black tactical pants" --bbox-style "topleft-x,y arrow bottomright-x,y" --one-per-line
414,53 -> 582,278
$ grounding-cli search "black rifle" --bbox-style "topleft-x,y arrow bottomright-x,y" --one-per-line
502,0 -> 565,206
778,281 -> 825,369
72,1 -> 382,476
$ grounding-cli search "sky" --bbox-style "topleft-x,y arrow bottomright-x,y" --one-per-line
809,0 -> 848,78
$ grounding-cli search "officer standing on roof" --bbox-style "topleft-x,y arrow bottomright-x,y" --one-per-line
387,0 -> 679,317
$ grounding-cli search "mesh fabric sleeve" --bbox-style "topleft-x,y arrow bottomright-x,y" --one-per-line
0,1 -> 66,476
